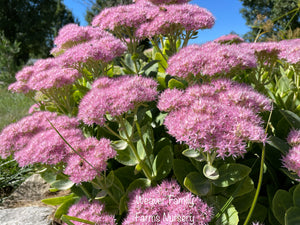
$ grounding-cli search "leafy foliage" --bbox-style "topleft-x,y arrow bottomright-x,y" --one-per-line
240,0 -> 300,41
0,0 -> 76,66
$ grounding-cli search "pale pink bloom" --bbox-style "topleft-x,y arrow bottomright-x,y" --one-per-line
14,128 -> 84,167
282,145 -> 300,178
166,42 -> 256,78
92,2 -> 159,34
59,37 -> 126,67
8,58 -> 81,93
78,76 -> 158,126
136,4 -> 215,38
51,23 -> 113,55
135,0 -> 190,5
28,103 -> 40,114
278,38 -> 300,64
64,137 -> 116,183
158,79 -> 271,158
123,180 -> 213,225
287,129 -> 300,146
214,34 -> 244,44
65,197 -> 116,225
0,111 -> 58,158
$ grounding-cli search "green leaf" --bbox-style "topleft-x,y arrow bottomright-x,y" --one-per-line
61,215 -> 95,225
51,179 -> 74,190
173,159 -> 197,187
115,146 -> 139,166
119,119 -> 133,139
232,189 -> 256,213
119,178 -> 151,214
153,145 -> 173,181
168,78 -> 185,89
39,169 -> 57,184
209,196 -> 239,225
277,75 -> 290,94
140,60 -> 159,77
280,168 -> 300,182
54,197 -> 79,219
114,166 -> 143,190
182,149 -> 200,158
157,72 -> 167,88
154,52 -> 167,73
272,189 -> 294,224
279,109 -> 300,129
293,184 -> 300,207
184,171 -> 211,196
212,163 -> 251,187
126,178 -> 151,193
223,176 -> 254,198
203,164 -> 220,180
42,194 -> 75,206
250,203 -> 268,223
267,136 -> 290,154
285,207 -> 300,225
111,140 -> 128,151
107,174 -> 125,202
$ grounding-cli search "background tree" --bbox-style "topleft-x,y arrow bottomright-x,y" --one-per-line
239,0 -> 300,41
0,0 -> 76,67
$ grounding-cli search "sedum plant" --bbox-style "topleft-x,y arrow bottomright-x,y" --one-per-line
1,0 -> 300,224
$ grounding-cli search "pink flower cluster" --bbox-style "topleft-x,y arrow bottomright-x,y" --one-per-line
166,42 -> 256,78
64,137 -> 116,183
278,39 -> 300,64
65,197 -> 116,225
123,180 -> 213,224
136,4 -> 215,38
282,129 -> 300,178
213,34 -> 244,44
92,1 -> 214,42
167,38 -> 300,78
158,79 -> 271,158
0,111 -> 116,183
8,58 -> 81,93
78,76 -> 158,126
135,0 -> 190,5
51,24 -> 113,55
92,2 -> 160,33
59,37 -> 127,67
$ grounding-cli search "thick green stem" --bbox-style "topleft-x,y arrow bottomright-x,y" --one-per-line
118,116 -> 153,181
243,144 -> 265,225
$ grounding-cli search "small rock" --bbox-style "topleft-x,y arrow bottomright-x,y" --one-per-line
1,174 -> 51,208
0,206 -> 54,225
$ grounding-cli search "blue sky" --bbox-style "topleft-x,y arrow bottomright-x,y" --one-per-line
63,0 -> 251,44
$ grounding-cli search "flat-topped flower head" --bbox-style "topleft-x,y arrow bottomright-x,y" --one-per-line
278,39 -> 300,64
287,129 -> 300,146
92,2 -> 159,34
158,79 -> 271,158
8,58 -> 81,93
135,0 -> 190,5
214,34 -> 244,44
0,112 -> 80,160
14,128 -> 84,167
123,180 -> 213,225
78,76 -> 158,126
167,42 -> 256,79
282,129 -> 300,178
64,137 -> 116,183
136,4 -> 215,38
51,24 -> 113,55
282,145 -> 300,178
65,197 -> 116,225
59,37 -> 126,68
